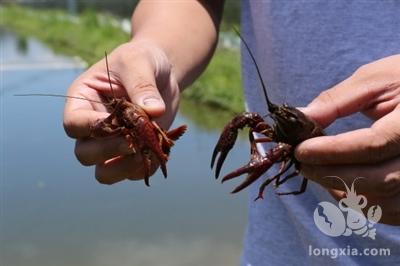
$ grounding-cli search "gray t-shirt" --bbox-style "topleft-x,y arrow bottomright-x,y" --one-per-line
240,1 -> 400,265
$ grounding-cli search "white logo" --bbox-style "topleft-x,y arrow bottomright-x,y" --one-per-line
313,177 -> 382,240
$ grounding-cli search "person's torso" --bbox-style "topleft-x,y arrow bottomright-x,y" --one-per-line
240,1 -> 400,265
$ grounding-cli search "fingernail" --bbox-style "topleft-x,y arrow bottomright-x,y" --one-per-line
143,96 -> 161,106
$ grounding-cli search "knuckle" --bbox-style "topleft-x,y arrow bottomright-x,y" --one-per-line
316,90 -> 335,105
383,209 -> 400,225
95,175 -> 115,185
365,132 -> 387,161
353,63 -> 371,77
314,90 -> 343,119
377,171 -> 400,197
74,142 -> 93,166
365,129 -> 394,163
132,76 -> 157,92
63,117 -> 77,138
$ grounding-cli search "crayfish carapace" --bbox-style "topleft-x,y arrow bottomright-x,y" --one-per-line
211,29 -> 324,200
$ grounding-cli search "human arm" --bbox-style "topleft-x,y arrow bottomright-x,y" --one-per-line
295,55 -> 400,225
63,0 -> 224,184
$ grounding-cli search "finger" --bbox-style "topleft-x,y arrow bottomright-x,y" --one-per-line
302,80 -> 376,127
302,66 -> 400,127
74,136 -> 135,166
328,189 -> 400,225
63,109 -> 109,138
300,156 -> 400,197
117,57 -> 166,117
95,154 -> 158,185
64,74 -> 113,139
360,193 -> 400,225
295,108 -> 400,164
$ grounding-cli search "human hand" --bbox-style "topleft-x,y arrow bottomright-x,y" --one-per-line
63,40 -> 180,185
295,55 -> 400,225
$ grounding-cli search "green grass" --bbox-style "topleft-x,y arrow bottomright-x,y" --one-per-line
0,5 -> 129,64
0,5 -> 244,114
182,48 -> 243,114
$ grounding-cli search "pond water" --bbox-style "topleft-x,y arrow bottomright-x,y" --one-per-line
0,29 -> 249,266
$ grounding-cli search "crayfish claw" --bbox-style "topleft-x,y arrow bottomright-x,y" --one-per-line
160,162 -> 168,178
211,127 -> 239,178
221,163 -> 255,183
211,112 -> 271,179
212,149 -> 229,179
223,153 -> 274,194
142,150 -> 151,187
231,170 -> 266,194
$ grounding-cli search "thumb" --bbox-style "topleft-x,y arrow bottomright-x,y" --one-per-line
301,56 -> 400,127
119,65 -> 166,117
301,78 -> 376,128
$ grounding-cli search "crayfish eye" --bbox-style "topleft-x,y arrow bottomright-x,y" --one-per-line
286,112 -> 298,123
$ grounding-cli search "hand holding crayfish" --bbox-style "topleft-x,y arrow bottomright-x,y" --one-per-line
211,30 -> 324,200
64,40 -> 185,185
296,55 -> 400,225
212,31 -> 400,225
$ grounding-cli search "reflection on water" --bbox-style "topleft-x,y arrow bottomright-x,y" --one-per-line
16,35 -> 28,54
0,29 -> 249,265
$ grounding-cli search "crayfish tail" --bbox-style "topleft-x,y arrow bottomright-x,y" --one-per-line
167,125 -> 187,141
162,125 -> 188,156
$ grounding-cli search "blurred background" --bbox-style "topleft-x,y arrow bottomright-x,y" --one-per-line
0,1 -> 251,265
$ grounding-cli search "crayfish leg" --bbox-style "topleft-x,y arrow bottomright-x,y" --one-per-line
90,119 -> 122,138
123,131 -> 136,153
275,169 -> 299,187
276,177 -> 308,196
152,121 -> 173,147
254,137 -> 273,143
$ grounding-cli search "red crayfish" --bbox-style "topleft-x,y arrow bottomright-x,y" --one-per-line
211,30 -> 324,200
16,53 -> 187,186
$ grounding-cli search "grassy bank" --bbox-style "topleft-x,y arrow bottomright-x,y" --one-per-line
0,5 -> 244,114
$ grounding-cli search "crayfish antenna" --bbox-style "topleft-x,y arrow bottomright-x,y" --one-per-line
14,94 -> 110,105
233,27 -> 278,113
105,51 -> 117,99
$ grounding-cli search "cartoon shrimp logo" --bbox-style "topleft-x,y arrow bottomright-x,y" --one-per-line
313,177 -> 382,240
